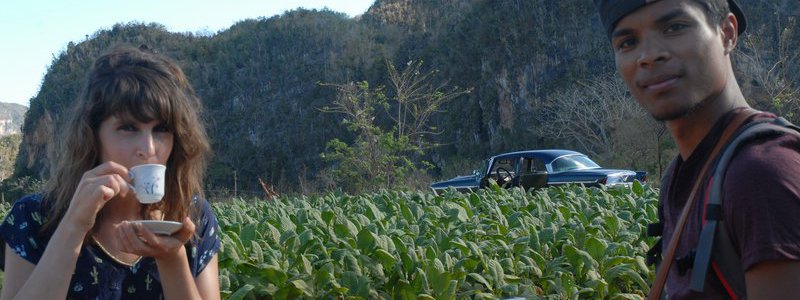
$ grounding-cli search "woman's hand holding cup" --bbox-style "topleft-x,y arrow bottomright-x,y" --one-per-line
63,162 -> 133,233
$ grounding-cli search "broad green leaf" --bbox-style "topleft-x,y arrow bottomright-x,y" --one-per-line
290,279 -> 312,294
364,200 -> 386,221
633,180 -> 645,197
564,244 -> 599,275
356,228 -> 377,252
220,233 -> 241,264
500,284 -> 519,296
344,253 -> 362,276
450,238 -> 470,254
341,271 -> 370,298
250,240 -> 263,264
266,223 -> 281,244
261,265 -> 289,285
586,279 -> 608,298
441,279 -> 458,300
427,269 -> 453,297
585,237 -> 608,261
466,241 -> 484,259
374,248 -> 396,271
321,209 -> 336,225
227,283 -> 255,300
298,229 -> 315,249
611,293 -> 645,300
274,279 -> 311,299
489,259 -> 506,286
473,292 -> 496,300
468,273 -> 493,291
279,213 -> 296,232
456,257 -> 480,272
280,231 -> 299,252
219,274 -> 231,291
392,279 -> 416,300
446,205 -> 468,223
301,255 -> 313,275
399,201 -> 415,222
399,251 -> 414,273
239,223 -> 258,244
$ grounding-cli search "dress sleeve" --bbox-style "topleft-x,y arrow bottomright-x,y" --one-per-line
724,134 -> 800,271
187,197 -> 221,276
0,194 -> 48,269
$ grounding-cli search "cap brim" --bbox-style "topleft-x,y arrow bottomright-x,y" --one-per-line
728,0 -> 746,34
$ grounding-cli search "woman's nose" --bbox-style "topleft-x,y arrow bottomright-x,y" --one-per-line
136,133 -> 157,159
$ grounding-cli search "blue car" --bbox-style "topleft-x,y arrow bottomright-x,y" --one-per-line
431,149 -> 647,194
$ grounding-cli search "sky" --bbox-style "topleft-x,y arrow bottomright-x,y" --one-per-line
0,0 -> 376,108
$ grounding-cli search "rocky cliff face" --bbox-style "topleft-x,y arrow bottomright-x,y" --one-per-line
0,103 -> 27,136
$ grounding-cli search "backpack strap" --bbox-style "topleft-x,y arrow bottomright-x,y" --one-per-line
690,117 -> 800,297
646,155 -> 680,268
647,109 -> 757,300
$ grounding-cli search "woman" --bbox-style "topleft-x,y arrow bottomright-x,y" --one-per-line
0,45 -> 220,299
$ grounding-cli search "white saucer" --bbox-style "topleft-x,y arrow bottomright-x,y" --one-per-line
131,220 -> 183,235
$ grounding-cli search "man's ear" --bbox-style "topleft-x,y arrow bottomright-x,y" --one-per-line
721,12 -> 739,54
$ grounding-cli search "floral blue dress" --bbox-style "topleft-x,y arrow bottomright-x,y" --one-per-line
0,194 -> 220,299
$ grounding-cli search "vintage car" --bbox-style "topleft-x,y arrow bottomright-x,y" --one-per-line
431,149 -> 647,194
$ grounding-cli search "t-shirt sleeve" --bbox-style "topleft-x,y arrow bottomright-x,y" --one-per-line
724,134 -> 800,271
188,197 -> 221,276
0,194 -> 48,269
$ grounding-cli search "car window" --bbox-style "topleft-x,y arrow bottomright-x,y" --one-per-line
551,155 -> 601,172
521,158 -> 546,173
492,158 -> 516,174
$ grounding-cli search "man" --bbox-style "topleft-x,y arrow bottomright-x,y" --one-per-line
593,0 -> 800,299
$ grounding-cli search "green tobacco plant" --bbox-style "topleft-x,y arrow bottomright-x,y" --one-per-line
212,183 -> 658,299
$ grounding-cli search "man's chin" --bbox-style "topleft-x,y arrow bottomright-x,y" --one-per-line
650,110 -> 688,121
646,100 -> 708,122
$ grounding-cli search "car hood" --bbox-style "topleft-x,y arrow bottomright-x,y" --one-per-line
431,174 -> 480,189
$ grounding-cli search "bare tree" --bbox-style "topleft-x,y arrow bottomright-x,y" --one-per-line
386,59 -> 472,149
537,74 -> 642,158
534,74 -> 668,175
737,18 -> 800,121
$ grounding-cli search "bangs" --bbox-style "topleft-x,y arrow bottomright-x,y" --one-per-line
89,68 -> 177,128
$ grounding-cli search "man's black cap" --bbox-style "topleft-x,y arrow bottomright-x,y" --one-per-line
593,0 -> 747,38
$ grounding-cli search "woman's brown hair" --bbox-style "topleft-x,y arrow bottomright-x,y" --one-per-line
42,44 -> 210,232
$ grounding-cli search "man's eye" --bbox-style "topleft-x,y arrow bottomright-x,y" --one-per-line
665,23 -> 688,33
616,38 -> 637,51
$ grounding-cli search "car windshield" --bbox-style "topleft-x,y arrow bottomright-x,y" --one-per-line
551,155 -> 601,172
472,159 -> 490,178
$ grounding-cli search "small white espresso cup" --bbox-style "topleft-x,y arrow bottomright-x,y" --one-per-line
128,164 -> 166,203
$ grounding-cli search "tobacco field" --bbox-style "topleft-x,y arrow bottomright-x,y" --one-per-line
215,183 -> 658,299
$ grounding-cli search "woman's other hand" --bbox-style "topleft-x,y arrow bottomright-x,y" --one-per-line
116,217 -> 196,260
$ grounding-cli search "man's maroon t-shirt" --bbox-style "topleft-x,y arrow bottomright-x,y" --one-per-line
659,108 -> 800,299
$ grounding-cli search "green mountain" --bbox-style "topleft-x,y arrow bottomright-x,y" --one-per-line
10,0 -> 800,193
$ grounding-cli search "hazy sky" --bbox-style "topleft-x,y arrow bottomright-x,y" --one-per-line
0,0 -> 375,107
